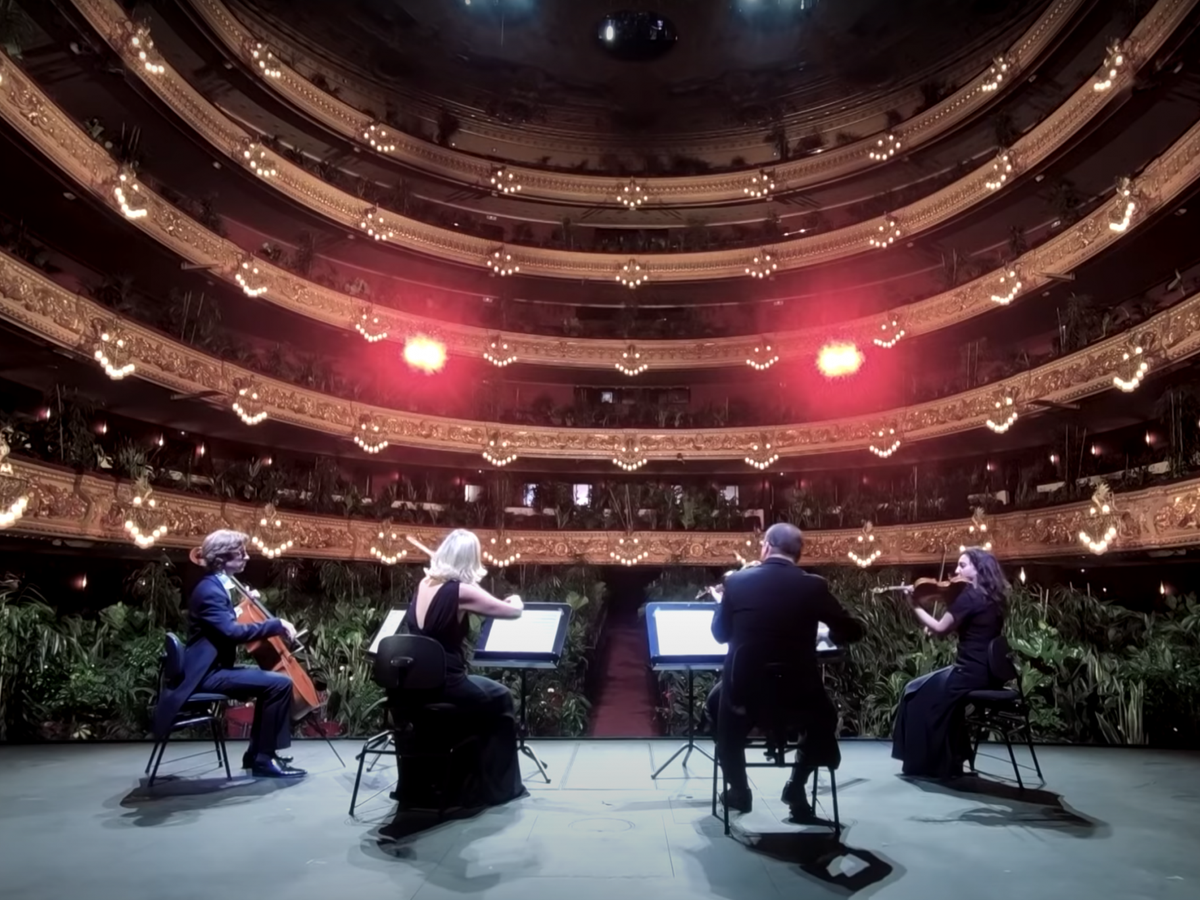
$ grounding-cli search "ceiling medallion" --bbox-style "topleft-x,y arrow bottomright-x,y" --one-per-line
483,335 -> 516,367
126,24 -> 165,76
868,133 -> 901,162
617,179 -> 647,209
868,426 -> 901,458
616,344 -> 648,376
123,476 -> 169,549
487,247 -> 519,276
353,414 -> 388,454
1113,342 -> 1149,392
369,520 -> 408,565
612,436 -> 648,472
489,166 -> 522,195
745,249 -> 777,279
232,381 -> 268,426
868,216 -> 901,249
746,340 -> 779,371
484,535 -> 521,568
249,42 -> 282,79
483,433 -> 518,467
235,255 -> 268,297
848,522 -> 882,568
960,507 -> 993,553
981,55 -> 1010,92
242,141 -> 278,180
1079,483 -> 1119,554
251,503 -> 294,559
1109,178 -> 1137,232
617,259 -> 647,288
874,315 -> 906,348
1093,40 -> 1128,92
744,435 -> 779,471
92,322 -> 136,380
0,433 -> 30,530
985,395 -> 1018,433
610,535 -> 649,566
990,267 -> 1023,305
359,207 -> 394,241
985,150 -> 1014,191
744,170 -> 775,199
355,308 -> 388,343
362,122 -> 396,154
113,167 -> 147,219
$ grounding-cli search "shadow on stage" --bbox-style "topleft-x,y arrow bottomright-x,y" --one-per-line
740,826 -> 901,897
903,773 -> 1109,837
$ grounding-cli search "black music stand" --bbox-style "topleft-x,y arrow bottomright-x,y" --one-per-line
645,602 -> 725,778
472,603 -> 572,784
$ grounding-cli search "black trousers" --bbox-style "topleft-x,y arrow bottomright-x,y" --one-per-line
198,667 -> 293,760
705,679 -> 840,794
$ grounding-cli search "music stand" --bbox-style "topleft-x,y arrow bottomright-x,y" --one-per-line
645,601 -> 725,778
367,609 -> 407,657
472,603 -> 572,784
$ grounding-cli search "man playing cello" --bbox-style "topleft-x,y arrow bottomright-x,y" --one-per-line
153,529 -> 306,778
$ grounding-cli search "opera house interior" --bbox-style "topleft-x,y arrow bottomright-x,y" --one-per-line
1,1 -> 1199,898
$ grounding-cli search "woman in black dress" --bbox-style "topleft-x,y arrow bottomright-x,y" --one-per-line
399,528 -> 527,808
891,547 -> 1007,778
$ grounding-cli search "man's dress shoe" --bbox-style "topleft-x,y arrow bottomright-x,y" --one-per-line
243,752 -> 293,769
251,759 -> 307,778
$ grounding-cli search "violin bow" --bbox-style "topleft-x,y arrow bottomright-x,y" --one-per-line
404,534 -> 436,557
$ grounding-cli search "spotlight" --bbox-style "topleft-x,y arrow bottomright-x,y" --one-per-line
404,336 -> 446,373
817,342 -> 863,378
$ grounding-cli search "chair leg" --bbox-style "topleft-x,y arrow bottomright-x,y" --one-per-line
1022,711 -> 1044,780
145,740 -> 161,775
711,744 -> 719,818
1003,729 -> 1024,790
829,767 -> 840,835
147,735 -> 170,787
348,740 -> 373,817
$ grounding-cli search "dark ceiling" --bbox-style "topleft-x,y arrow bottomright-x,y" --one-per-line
228,0 -> 1046,136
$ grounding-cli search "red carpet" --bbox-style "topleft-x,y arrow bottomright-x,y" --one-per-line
588,623 -> 661,737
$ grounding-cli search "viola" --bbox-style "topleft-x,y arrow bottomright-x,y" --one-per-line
188,547 -> 321,720
873,576 -> 970,605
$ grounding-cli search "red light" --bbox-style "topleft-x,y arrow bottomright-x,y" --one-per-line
404,335 -> 446,373
817,342 -> 863,378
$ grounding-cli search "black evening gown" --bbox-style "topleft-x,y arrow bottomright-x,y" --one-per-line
397,581 -> 525,808
891,586 -> 1004,778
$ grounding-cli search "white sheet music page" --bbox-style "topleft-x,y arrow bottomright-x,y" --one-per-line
654,608 -> 728,658
484,609 -> 563,655
368,609 -> 407,654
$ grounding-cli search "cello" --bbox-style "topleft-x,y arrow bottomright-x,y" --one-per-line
188,546 -> 321,720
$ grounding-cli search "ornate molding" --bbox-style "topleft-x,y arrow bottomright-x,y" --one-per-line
184,0 -> 1088,203
4,253 -> 1200,460
64,0 -> 1195,281
2,58 -> 1200,371
7,456 -> 1200,565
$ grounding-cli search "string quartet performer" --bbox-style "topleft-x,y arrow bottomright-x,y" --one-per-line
153,529 -> 306,778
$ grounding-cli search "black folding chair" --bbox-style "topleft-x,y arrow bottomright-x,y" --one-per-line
349,634 -> 479,817
145,633 -> 232,786
712,648 -> 840,836
963,636 -> 1044,789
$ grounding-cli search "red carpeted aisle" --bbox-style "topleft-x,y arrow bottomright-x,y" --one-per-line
588,620 -> 661,737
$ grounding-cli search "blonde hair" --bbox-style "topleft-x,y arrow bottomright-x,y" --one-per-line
424,528 -> 487,585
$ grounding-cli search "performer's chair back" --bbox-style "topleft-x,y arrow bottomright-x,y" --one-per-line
145,632 -> 233,786
713,642 -> 840,836
349,634 -> 479,816
963,636 -> 1044,789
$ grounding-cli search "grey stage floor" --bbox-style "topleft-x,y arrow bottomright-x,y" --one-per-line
1,738 -> 1197,900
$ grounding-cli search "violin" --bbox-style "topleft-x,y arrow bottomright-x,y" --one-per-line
697,558 -> 761,600
872,576 -> 970,605
188,547 -> 321,720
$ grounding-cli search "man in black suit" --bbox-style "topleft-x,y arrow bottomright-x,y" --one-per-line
153,530 -> 305,778
705,523 -> 864,820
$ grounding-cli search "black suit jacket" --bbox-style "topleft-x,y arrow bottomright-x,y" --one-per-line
711,557 -> 864,687
152,573 -> 284,738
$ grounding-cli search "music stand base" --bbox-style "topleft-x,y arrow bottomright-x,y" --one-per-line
651,667 -> 714,779
518,670 -> 551,784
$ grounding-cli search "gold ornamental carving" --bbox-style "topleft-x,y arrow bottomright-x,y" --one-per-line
5,456 -> 1200,564
63,0 -> 1196,281
4,48 -> 1200,367
8,253 -> 1200,460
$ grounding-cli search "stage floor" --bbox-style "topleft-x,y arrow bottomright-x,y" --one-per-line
1,739 -> 1197,899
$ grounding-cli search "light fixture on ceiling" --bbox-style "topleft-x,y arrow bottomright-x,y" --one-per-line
869,216 -> 901,248
868,133 -> 900,162
985,150 -> 1013,191
986,396 -> 1018,433
744,170 -> 775,199
990,268 -> 1022,305
745,249 -> 777,279
250,42 -> 282,79
617,259 -> 647,288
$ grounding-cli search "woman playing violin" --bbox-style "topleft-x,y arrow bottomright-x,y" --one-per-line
890,547 -> 1008,779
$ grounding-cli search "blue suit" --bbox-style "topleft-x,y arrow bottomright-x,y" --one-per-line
154,573 -> 294,761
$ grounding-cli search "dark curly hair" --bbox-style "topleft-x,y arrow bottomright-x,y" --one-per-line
962,547 -> 1010,605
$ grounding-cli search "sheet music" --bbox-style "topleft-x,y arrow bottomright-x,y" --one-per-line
654,608 -> 728,658
483,609 -> 563,655
368,609 -> 407,654
817,622 -> 839,653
